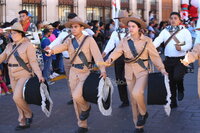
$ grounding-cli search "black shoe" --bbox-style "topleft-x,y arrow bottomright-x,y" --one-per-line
79,106 -> 91,121
178,92 -> 184,101
26,113 -> 34,125
75,127 -> 88,133
170,103 -> 178,109
137,112 -> 148,126
67,99 -> 73,105
15,124 -> 30,131
134,128 -> 144,133
118,102 -> 129,108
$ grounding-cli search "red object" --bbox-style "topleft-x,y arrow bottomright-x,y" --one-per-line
189,5 -> 198,21
0,76 -> 9,93
22,21 -> 30,32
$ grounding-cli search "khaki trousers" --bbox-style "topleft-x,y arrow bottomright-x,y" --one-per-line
10,75 -> 32,125
69,67 -> 90,128
63,58 -> 71,97
126,74 -> 148,128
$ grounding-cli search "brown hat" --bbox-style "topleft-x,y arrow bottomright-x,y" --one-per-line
65,17 -> 90,29
114,10 -> 129,19
6,22 -> 25,33
121,13 -> 147,29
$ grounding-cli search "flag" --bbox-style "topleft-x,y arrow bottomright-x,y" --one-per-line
112,0 -> 121,29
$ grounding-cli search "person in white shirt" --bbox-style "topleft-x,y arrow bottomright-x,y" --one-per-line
47,13 -> 94,105
153,12 -> 192,108
102,10 -> 130,108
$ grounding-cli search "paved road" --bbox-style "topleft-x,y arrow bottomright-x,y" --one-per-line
0,64 -> 200,133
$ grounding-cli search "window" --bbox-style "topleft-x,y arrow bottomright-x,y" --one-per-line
121,0 -> 129,10
137,0 -> 144,19
137,0 -> 144,4
0,4 -> 3,23
22,0 -> 42,24
58,0 -> 73,23
151,0 -> 157,4
86,0 -> 111,22
86,7 -> 103,21
58,5 -> 72,23
150,0 -> 157,20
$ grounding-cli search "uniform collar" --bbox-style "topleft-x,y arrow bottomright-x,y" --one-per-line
166,25 -> 185,32
127,34 -> 145,41
75,34 -> 85,42
117,27 -> 127,33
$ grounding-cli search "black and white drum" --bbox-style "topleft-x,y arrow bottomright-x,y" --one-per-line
83,71 -> 114,116
23,76 -> 53,117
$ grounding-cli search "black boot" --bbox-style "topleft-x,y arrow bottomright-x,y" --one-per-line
118,102 -> 129,108
79,106 -> 91,121
75,127 -> 88,133
134,128 -> 144,133
137,112 -> 148,126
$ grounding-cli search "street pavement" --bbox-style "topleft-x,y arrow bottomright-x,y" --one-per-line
0,63 -> 200,133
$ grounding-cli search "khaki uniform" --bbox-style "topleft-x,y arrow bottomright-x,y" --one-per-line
0,39 -> 42,124
109,34 -> 165,128
52,34 -> 106,128
183,44 -> 200,97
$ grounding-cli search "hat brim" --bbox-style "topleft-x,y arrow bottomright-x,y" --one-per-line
65,21 -> 90,29
6,29 -> 26,34
114,17 -> 125,19
122,17 -> 147,29
97,77 -> 114,116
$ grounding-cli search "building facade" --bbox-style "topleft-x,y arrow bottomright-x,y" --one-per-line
0,0 -> 181,24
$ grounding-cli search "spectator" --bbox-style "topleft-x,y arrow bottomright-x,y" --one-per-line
41,29 -> 54,85
0,69 -> 10,96
52,21 -> 61,38
148,21 -> 156,40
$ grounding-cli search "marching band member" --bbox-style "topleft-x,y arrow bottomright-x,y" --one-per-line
153,12 -> 192,108
46,17 -> 106,133
102,10 -> 130,108
106,15 -> 167,133
181,44 -> 200,98
0,22 -> 44,130
47,13 -> 94,105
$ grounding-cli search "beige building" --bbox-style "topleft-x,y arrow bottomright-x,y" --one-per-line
0,0 -> 181,24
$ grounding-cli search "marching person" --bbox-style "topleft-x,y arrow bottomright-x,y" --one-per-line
153,12 -> 192,108
0,22 -> 44,130
47,13 -> 94,105
105,15 -> 167,133
102,10 -> 130,108
180,44 -> 200,98
46,17 -> 106,133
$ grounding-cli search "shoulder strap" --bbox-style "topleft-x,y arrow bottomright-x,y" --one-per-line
5,43 -> 22,63
13,50 -> 32,73
164,29 -> 182,47
62,33 -> 72,43
126,39 -> 148,70
78,51 -> 89,67
70,36 -> 89,64
117,32 -> 121,41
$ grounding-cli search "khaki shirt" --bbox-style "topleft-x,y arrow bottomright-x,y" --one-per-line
0,39 -> 42,79
109,34 -> 165,79
185,44 -> 200,65
52,34 -> 106,73
184,44 -> 200,97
